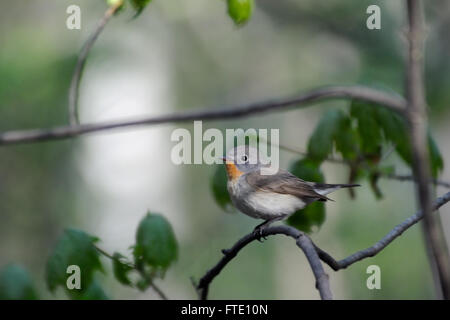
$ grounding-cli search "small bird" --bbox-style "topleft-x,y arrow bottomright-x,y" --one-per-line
222,145 -> 360,237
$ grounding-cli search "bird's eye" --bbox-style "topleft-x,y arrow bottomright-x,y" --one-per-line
241,155 -> 248,162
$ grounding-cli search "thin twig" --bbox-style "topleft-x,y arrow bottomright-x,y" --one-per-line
94,244 -> 116,261
150,283 -> 168,300
197,225 -> 332,300
68,1 -> 123,125
315,191 -> 450,271
384,173 -> 450,189
94,244 -> 168,300
260,136 -> 347,164
405,0 -> 450,299
380,143 -> 396,162
0,85 -> 406,146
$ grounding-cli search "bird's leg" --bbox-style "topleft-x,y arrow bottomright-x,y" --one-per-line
253,216 -> 287,242
254,219 -> 271,231
253,219 -> 275,242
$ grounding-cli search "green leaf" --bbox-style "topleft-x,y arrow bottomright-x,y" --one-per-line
287,158 -> 326,233
0,264 -> 38,300
350,101 -> 383,154
107,0 -> 122,5
375,107 -> 443,177
428,132 -> 444,178
105,0 -> 126,16
334,114 -> 359,160
133,213 -> 178,271
46,229 -> 102,296
129,0 -> 152,17
308,109 -> 346,162
106,0 -> 124,8
287,202 -> 325,233
211,165 -> 233,212
374,107 -> 412,166
227,0 -> 253,25
78,280 -> 109,300
289,158 -> 325,182
112,253 -> 133,286
374,107 -> 406,142
136,278 -> 150,291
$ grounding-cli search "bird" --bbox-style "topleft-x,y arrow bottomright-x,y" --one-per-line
222,145 -> 360,237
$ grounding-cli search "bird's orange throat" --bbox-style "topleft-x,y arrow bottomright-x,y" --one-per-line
224,162 -> 244,181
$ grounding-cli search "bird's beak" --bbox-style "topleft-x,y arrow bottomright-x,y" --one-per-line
220,157 -> 232,163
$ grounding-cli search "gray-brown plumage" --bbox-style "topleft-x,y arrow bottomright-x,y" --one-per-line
223,145 -> 360,235
246,170 -> 332,202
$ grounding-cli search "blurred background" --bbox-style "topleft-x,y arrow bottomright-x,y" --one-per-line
1,0 -> 450,299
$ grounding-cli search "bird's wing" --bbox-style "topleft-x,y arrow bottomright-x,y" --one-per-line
245,170 -> 330,201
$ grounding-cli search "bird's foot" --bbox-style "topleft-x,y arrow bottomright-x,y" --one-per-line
252,225 -> 267,242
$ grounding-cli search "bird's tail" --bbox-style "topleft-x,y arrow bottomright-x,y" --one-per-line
313,183 -> 360,196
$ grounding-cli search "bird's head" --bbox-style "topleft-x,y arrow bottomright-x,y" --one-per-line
222,145 -> 265,181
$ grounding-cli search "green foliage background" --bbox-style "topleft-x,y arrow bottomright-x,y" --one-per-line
0,0 -> 449,299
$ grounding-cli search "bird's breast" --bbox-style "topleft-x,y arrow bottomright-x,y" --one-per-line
246,191 -> 306,217
224,162 -> 244,181
227,178 -> 306,220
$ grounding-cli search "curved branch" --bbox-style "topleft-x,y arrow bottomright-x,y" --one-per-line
315,191 -> 450,271
198,191 -> 450,300
196,225 -> 332,300
68,1 -> 123,125
0,85 -> 405,146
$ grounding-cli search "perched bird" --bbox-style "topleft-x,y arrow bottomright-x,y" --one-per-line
222,145 -> 360,236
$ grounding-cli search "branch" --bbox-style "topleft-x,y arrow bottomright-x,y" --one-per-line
198,191 -> 450,299
196,225 -> 332,300
149,283 -> 168,300
68,1 -> 123,125
0,85 -> 405,146
94,245 -> 168,300
259,136 -> 346,164
405,0 -> 450,299
315,191 -> 450,271
384,173 -> 450,189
